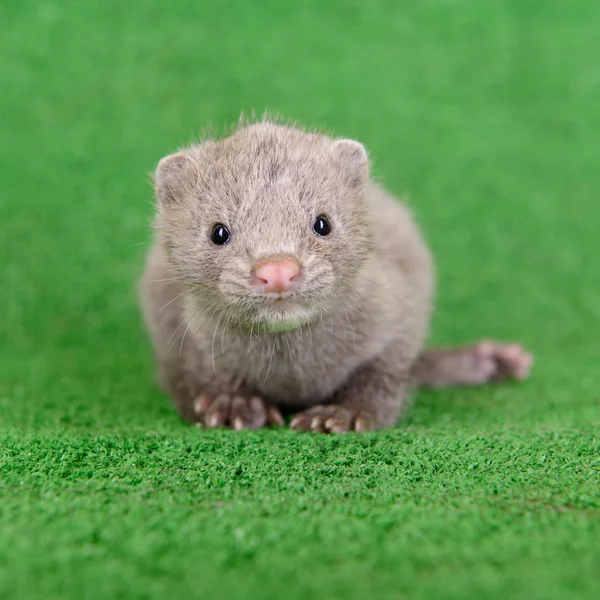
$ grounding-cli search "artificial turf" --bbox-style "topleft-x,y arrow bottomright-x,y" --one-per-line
1,0 -> 599,598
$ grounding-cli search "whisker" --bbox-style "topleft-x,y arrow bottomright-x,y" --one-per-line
211,315 -> 222,372
263,338 -> 277,383
356,274 -> 404,305
344,311 -> 358,355
283,330 -> 292,358
166,307 -> 188,352
303,323 -> 313,364
178,305 -> 203,357
183,304 -> 216,366
147,277 -> 182,284
155,290 -> 189,317
348,288 -> 377,321
221,312 -> 228,354
221,306 -> 238,354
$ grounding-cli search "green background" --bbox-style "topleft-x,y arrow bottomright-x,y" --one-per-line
1,1 -> 599,598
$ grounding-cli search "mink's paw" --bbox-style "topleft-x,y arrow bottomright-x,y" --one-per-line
193,393 -> 284,430
469,341 -> 534,383
290,405 -> 376,434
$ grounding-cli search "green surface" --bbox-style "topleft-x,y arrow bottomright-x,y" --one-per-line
1,1 -> 600,598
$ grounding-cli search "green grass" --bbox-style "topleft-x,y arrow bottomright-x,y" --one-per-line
1,0 -> 600,598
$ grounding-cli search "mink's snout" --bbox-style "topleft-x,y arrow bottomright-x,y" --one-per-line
251,257 -> 302,294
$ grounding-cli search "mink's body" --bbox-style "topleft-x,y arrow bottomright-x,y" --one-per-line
139,120 -> 532,432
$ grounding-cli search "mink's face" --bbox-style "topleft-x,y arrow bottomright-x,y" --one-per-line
155,125 -> 372,332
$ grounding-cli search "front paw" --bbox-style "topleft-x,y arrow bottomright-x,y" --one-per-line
193,393 -> 284,430
290,404 -> 375,433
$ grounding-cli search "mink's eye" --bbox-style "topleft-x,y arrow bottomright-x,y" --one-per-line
211,223 -> 231,245
313,215 -> 331,237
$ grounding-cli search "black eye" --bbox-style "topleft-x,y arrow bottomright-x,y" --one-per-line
211,223 -> 231,245
313,215 -> 331,237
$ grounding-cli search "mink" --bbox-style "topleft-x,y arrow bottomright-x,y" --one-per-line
138,118 -> 533,432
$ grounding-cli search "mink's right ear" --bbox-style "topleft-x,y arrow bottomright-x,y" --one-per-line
154,152 -> 198,206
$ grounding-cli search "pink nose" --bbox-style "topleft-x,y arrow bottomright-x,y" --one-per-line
253,258 -> 302,293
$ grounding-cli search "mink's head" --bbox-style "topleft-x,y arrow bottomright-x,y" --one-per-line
154,122 -> 373,333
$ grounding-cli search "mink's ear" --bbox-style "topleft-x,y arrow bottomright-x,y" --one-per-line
330,139 -> 369,187
154,152 -> 198,206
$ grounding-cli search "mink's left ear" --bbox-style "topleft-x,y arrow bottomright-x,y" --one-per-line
330,139 -> 369,187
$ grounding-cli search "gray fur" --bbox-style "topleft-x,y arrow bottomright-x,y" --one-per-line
139,119 -> 532,432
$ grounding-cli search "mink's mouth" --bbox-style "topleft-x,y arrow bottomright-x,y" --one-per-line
235,300 -> 317,333
220,282 -> 327,333
254,290 -> 296,302
255,316 -> 311,333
